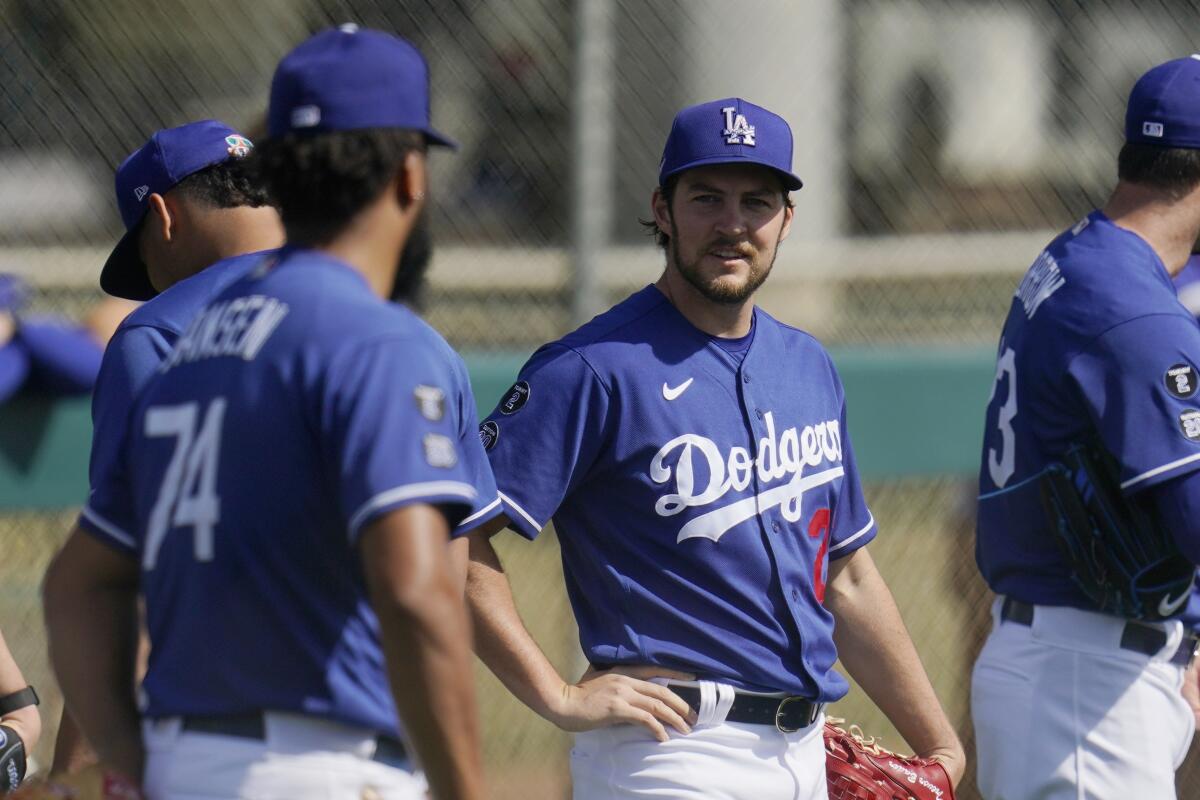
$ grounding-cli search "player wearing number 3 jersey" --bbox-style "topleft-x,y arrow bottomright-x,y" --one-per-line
465,98 -> 963,799
973,57 -> 1200,799
44,27 -> 492,800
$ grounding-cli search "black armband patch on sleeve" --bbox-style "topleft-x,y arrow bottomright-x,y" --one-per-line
0,723 -> 27,790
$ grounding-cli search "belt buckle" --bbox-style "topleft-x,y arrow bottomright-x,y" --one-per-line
774,696 -> 814,734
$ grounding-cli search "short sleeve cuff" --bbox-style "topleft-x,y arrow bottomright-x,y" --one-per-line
1120,453 -> 1200,493
497,492 -> 543,540
454,495 -> 503,538
347,480 -> 478,543
828,512 -> 876,560
78,506 -> 138,555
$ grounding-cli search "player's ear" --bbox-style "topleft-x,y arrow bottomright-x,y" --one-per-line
778,201 -> 795,243
395,150 -> 428,212
651,187 -> 672,237
146,193 -> 174,244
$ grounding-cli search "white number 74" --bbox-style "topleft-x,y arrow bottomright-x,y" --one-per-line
142,399 -> 226,570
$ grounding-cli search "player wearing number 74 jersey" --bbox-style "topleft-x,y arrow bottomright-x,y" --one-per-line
973,57 -> 1200,800
44,27 -> 492,800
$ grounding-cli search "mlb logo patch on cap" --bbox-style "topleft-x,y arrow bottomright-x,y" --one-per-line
1125,56 -> 1200,149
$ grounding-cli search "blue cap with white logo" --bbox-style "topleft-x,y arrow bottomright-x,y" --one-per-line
658,97 -> 802,191
102,119 -> 255,301
1125,56 -> 1200,149
268,24 -> 456,147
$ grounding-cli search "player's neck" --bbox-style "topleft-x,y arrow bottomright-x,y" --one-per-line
312,203 -> 415,300
1103,181 -> 1200,277
206,206 -> 284,265
655,273 -> 755,338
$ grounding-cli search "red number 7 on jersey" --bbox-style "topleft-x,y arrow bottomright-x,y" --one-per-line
808,508 -> 831,602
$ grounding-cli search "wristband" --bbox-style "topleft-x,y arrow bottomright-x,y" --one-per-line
0,687 -> 37,716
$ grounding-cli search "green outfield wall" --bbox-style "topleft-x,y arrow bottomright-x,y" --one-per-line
0,347 -> 997,509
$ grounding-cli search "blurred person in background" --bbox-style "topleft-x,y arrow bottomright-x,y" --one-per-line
465,97 -> 964,799
973,57 -> 1200,799
0,275 -> 136,405
0,629 -> 40,793
47,119 -> 282,776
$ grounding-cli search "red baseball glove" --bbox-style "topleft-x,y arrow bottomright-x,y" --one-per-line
824,717 -> 955,800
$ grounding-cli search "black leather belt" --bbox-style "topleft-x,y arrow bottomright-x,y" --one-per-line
668,685 -> 823,734
179,713 -> 408,764
1001,597 -> 1200,667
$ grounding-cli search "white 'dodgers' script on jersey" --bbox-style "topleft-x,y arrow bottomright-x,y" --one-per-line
651,411 -> 844,543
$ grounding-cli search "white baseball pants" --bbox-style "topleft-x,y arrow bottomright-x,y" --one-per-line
569,679 -> 828,800
141,712 -> 427,800
971,597 -> 1195,799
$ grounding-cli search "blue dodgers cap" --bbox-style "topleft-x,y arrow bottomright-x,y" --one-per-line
658,98 -> 802,191
102,120 -> 255,300
1125,56 -> 1200,149
268,24 -> 455,147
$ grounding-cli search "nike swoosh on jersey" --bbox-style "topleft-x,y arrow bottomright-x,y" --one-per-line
662,378 -> 694,401
1159,588 -> 1191,617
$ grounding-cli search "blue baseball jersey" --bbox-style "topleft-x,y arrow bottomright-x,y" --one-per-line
977,211 -> 1200,624
80,248 -> 499,736
480,286 -> 877,701
89,251 -> 270,494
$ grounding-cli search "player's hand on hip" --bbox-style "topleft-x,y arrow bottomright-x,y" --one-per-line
548,664 -> 698,742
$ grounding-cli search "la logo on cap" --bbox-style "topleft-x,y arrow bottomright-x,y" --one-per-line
722,106 -> 756,146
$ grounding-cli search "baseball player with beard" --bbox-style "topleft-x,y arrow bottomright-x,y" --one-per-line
973,57 -> 1200,799
465,98 -> 965,798
43,26 -> 493,800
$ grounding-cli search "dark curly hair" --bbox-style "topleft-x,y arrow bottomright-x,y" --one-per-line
1118,142 -> 1200,198
255,128 -> 426,246
174,156 -> 272,209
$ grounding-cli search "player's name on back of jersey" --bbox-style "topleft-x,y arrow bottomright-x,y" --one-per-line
161,296 -> 289,371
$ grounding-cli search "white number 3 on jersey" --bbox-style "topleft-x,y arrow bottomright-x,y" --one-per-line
988,348 -> 1018,488
142,399 -> 226,570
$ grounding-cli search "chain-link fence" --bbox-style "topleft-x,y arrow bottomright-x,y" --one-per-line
3,0 -> 1200,797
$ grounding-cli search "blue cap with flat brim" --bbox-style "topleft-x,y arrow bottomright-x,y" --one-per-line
102,120 -> 254,301
268,24 -> 456,148
658,97 -> 803,191
1126,56 -> 1200,149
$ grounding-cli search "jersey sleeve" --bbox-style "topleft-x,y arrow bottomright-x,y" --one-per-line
77,425 -> 139,557
322,338 -> 479,542
77,327 -> 171,557
478,344 -> 611,540
89,326 -> 173,489
1066,313 -> 1200,492
827,398 -> 877,559
17,316 -> 104,394
449,354 -> 501,537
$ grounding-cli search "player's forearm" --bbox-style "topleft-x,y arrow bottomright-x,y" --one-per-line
465,532 -> 571,723
826,549 -> 963,771
374,574 -> 485,800
43,549 -> 142,779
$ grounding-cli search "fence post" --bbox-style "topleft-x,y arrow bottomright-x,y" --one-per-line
569,0 -> 615,328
